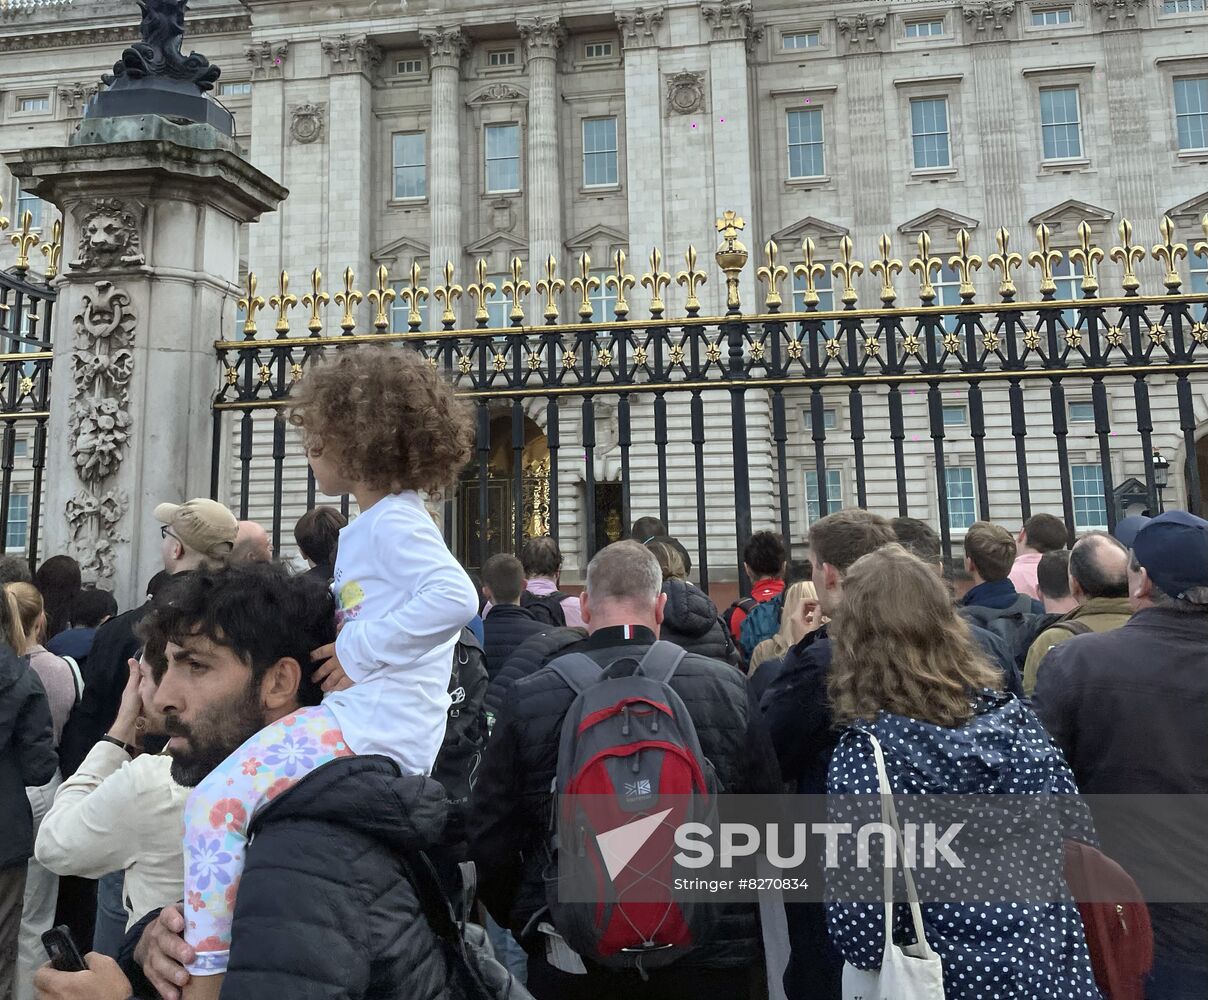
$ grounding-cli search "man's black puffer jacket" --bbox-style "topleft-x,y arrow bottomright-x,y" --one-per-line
483,626 -> 586,721
468,626 -> 782,971
659,579 -> 740,666
222,755 -> 453,1000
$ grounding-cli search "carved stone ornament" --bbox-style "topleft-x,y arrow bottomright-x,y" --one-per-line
517,16 -> 566,61
837,12 -> 888,51
468,83 -> 527,105
71,199 -> 146,271
615,6 -> 665,49
58,81 -> 100,116
1091,0 -> 1146,22
289,103 -> 326,144
418,26 -> 469,68
65,281 -> 136,581
962,0 -> 1017,33
666,71 -> 706,117
700,1 -> 763,49
322,34 -> 382,73
245,40 -> 288,78
101,0 -> 220,92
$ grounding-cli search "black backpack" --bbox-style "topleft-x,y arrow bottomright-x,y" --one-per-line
963,595 -> 1043,668
520,589 -> 568,627
432,628 -> 489,847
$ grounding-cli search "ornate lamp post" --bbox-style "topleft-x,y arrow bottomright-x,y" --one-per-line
1153,448 -> 1170,513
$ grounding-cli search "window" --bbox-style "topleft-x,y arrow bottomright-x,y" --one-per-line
1174,77 -> 1208,151
233,303 -> 247,338
1031,6 -> 1073,24
15,189 -> 43,231
392,132 -> 426,199
397,58 -> 424,75
1051,258 -> 1086,327
942,404 -> 968,427
1040,87 -> 1082,160
945,467 -> 977,530
11,440 -> 27,460
487,49 -> 517,67
786,108 -> 825,178
589,271 -> 619,322
583,117 -> 619,187
218,81 -> 251,97
1068,400 -> 1095,423
804,469 -> 843,525
390,284 -> 430,332
17,96 -> 50,113
802,407 -> 838,432
910,97 -> 951,169
782,30 -> 820,49
485,124 -> 521,193
1192,256 -> 1208,294
1162,0 -> 1205,11
485,276 -> 510,328
934,263 -> 963,336
5,494 -> 28,551
1072,463 -> 1108,529
905,19 -> 945,37
584,41 -> 613,59
791,268 -> 836,336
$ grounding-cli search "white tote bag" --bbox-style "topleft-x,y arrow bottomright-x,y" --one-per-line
841,734 -> 946,1000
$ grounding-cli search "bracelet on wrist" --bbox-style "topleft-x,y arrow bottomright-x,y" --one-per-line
100,734 -> 140,756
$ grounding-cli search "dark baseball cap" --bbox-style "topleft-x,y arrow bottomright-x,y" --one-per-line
1131,511 -> 1208,600
1113,515 -> 1151,550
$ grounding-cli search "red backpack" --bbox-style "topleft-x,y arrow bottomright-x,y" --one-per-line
544,641 -> 718,973
1063,840 -> 1154,1000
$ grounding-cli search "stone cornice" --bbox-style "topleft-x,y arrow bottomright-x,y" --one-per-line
0,13 -> 250,52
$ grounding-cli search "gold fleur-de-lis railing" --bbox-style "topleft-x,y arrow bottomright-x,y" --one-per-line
433,261 -> 463,328
870,234 -> 903,306
10,211 -> 40,273
756,240 -> 788,311
503,256 -> 531,326
466,260 -> 497,327
333,268 -> 363,334
269,270 -> 299,336
909,232 -> 942,304
570,253 -> 601,321
606,250 -> 636,320
238,272 -> 266,337
1069,221 -> 1104,296
676,245 -> 708,316
641,248 -> 672,319
988,228 -> 1022,299
1110,219 -> 1146,295
1151,215 -> 1188,292
535,255 -> 565,324
301,268 -> 330,335
832,235 -> 863,307
366,265 -> 397,333
396,262 -> 428,331
1029,224 -> 1063,297
40,219 -> 63,280
793,238 -> 826,308
948,229 -> 983,302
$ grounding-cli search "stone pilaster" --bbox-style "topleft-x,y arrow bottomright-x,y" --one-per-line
518,16 -> 566,279
420,26 -> 469,323
8,116 -> 285,606
617,7 -> 666,273
247,40 -> 289,280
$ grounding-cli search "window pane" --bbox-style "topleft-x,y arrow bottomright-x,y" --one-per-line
393,133 -> 426,199
803,408 -> 838,432
15,190 -> 43,230
1071,464 -> 1108,529
390,283 -> 430,331
5,494 -> 28,550
1040,87 -> 1082,159
583,118 -> 618,186
486,275 -> 510,328
906,19 -> 944,36
1068,400 -> 1095,422
910,98 -> 950,169
486,124 -> 521,192
783,31 -> 820,48
589,270 -> 618,321
786,109 -> 824,178
942,404 -> 968,427
1032,7 -> 1073,24
805,469 -> 843,524
1191,262 -> 1208,295
944,467 -> 977,530
791,269 -> 836,335
1175,77 -> 1208,150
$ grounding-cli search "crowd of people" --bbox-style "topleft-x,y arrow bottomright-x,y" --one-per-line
0,344 -> 1204,1000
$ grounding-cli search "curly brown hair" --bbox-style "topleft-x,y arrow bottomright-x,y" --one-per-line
288,347 -> 473,496
828,544 -> 1002,729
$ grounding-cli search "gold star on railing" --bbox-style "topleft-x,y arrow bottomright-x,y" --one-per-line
1192,322 -> 1208,345
749,341 -> 766,362
427,356 -> 438,368
492,352 -> 507,372
824,338 -> 842,360
981,332 -> 1001,353
633,346 -> 649,367
1105,326 -> 1124,347
706,341 -> 722,364
786,339 -> 803,361
1148,325 -> 1167,346
457,354 -> 472,375
597,348 -> 613,368
289,363 -> 304,382
902,335 -> 921,357
225,367 -> 239,386
669,344 -> 686,365
257,364 -> 272,385
19,377 -> 33,397
942,333 -> 961,355
863,335 -> 881,358
562,350 -> 577,370
528,351 -> 542,371
1064,328 -> 1082,350
1023,329 -> 1041,351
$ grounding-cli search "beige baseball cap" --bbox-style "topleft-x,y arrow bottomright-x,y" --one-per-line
154,498 -> 238,560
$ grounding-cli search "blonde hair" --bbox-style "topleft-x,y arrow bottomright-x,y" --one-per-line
1,583 -> 34,654
647,539 -> 687,582
828,544 -> 1002,728
748,581 -> 818,674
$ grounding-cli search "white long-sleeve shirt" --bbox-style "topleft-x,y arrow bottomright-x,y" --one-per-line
327,491 -> 478,773
36,742 -> 186,929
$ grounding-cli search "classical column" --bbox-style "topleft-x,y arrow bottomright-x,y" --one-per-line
9,118 -> 285,607
518,16 -> 566,274
420,27 -> 469,305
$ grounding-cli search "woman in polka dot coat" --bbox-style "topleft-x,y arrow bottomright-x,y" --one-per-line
823,544 -> 1101,999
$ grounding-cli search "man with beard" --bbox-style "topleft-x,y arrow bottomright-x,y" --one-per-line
32,562 -> 453,1000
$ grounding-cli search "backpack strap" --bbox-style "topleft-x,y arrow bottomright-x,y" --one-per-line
1053,619 -> 1093,637
545,653 -> 604,697
403,851 -> 492,1000
634,640 -> 688,685
61,655 -> 84,705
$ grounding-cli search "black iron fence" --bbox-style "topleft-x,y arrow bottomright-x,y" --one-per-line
214,212 -> 1208,589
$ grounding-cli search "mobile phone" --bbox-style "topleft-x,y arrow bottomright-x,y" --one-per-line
42,925 -> 87,973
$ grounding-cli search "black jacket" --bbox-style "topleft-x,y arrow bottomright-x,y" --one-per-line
481,604 -> 549,680
659,579 -> 740,666
468,625 -> 781,971
1033,606 -> 1208,963
0,645 -> 57,868
484,626 -> 585,721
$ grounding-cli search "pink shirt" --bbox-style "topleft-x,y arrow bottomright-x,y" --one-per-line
1009,552 -> 1043,601
525,576 -> 585,628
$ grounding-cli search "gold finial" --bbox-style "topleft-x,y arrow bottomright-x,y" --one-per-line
433,261 -> 463,328
1070,221 -> 1104,296
988,228 -> 1023,299
467,260 -> 497,327
570,253 -> 601,321
948,229 -> 983,302
909,231 -> 942,304
714,210 -> 748,313
1194,213 -> 1208,274
792,238 -> 825,308
396,261 -> 428,331
10,211 -> 40,273
870,234 -> 903,305
0,194 -> 8,233
1028,224 -> 1063,297
831,235 -> 863,307
677,245 -> 708,316
535,255 -> 565,324
502,256 -> 531,326
605,249 -> 636,320
40,219 -> 63,279
366,265 -> 397,332
268,270 -> 299,336
640,248 -> 672,319
237,272 -> 266,337
1110,218 -> 1146,294
1151,215 -> 1187,292
333,268 -> 363,334
756,240 -> 789,311
301,269 -> 330,335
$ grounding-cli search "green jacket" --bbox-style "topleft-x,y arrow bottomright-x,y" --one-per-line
1023,597 -> 1134,696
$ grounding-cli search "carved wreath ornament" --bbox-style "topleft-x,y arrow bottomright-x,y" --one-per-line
289,103 -> 325,144
666,71 -> 705,116
65,281 -> 136,579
